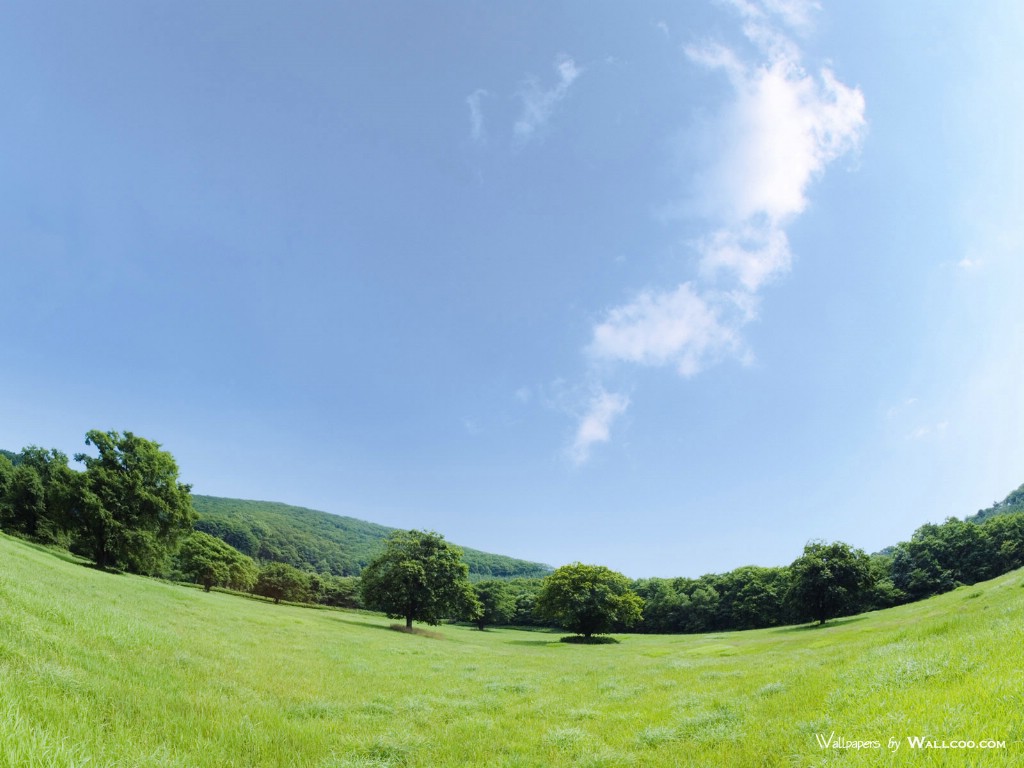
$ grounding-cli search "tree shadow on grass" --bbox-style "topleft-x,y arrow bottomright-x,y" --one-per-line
505,638 -> 565,647
777,615 -> 870,632
388,624 -> 447,639
331,617 -> 399,633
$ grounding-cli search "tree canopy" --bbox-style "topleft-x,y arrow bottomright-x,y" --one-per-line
176,531 -> 258,592
537,563 -> 644,638
787,540 -> 873,625
75,430 -> 196,574
470,579 -> 517,630
254,562 -> 311,604
360,530 -> 475,629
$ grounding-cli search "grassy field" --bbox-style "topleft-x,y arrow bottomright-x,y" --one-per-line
1,534 -> 1022,767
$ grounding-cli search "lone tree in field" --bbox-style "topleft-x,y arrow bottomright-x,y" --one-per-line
360,529 -> 475,629
537,563 -> 644,639
787,540 -> 874,625
74,430 -> 196,574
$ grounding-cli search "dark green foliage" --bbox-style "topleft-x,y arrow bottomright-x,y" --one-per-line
966,482 -> 1024,523
470,580 -> 517,630
309,573 -> 362,609
787,540 -> 874,625
890,515 -> 1010,601
537,563 -> 644,638
0,448 -> 79,546
713,566 -> 791,630
192,495 -> 551,580
0,454 -> 13,519
983,512 -> 1024,573
3,464 -> 45,538
500,577 -> 546,627
254,562 -> 311,604
360,530 -> 475,629
176,531 -> 258,592
864,553 -> 904,609
633,577 -> 695,633
74,430 -> 196,574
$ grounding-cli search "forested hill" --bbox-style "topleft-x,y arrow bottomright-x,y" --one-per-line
192,495 -> 552,579
966,482 -> 1024,523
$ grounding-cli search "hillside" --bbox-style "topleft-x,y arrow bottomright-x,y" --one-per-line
967,481 -> 1024,523
192,494 -> 552,579
1,533 -> 1020,766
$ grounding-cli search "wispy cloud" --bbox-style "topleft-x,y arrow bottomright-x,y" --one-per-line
466,88 -> 488,143
514,55 -> 582,141
589,283 -> 748,377
569,389 -> 630,465
571,0 -> 865,462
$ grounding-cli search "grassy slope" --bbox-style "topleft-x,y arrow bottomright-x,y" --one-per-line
1,534 -> 1022,767
192,494 -> 552,579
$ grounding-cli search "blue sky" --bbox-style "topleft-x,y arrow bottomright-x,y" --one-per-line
3,1 -> 1023,578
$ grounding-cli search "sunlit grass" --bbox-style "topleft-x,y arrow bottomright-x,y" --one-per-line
1,532 -> 1022,766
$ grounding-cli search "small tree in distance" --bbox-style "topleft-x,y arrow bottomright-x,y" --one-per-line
361,530 -> 476,629
537,563 -> 644,639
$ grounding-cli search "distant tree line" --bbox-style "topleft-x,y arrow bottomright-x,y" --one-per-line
630,509 -> 1024,633
5,436 -> 1024,633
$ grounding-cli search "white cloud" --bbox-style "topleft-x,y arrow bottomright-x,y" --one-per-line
697,223 -> 791,292
569,389 -> 630,465
466,89 -> 488,143
685,52 -> 866,224
589,283 -> 747,377
570,2 -> 864,462
514,55 -> 582,140
724,0 -> 820,31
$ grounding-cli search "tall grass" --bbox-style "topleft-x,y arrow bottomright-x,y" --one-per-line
1,533 -> 1021,766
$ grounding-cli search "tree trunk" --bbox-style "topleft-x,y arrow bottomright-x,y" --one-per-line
406,614 -> 413,629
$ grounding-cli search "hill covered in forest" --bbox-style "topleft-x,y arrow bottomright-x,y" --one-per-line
966,482 -> 1024,523
192,494 -> 552,579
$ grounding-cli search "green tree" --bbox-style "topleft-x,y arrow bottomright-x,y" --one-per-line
633,577 -> 692,633
176,531 -> 257,592
537,563 -> 644,639
226,555 -> 260,592
787,540 -> 873,625
309,573 -> 362,608
0,453 -> 13,524
360,530 -> 475,629
254,562 -> 310,604
716,565 -> 791,630
2,464 -> 46,538
74,430 -> 196,574
470,580 -> 517,630
17,447 -> 79,545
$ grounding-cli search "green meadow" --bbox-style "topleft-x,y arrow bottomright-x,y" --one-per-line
1,534 -> 1021,767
